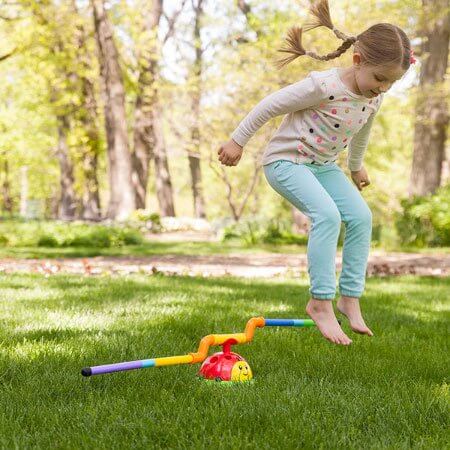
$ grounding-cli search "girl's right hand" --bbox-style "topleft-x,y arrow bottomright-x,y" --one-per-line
218,139 -> 243,166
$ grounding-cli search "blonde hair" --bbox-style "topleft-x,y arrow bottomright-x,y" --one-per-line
275,0 -> 412,70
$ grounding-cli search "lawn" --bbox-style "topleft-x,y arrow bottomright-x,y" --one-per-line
0,273 -> 448,449
0,241 -> 449,259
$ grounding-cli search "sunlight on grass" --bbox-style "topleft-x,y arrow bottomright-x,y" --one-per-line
10,293 -> 199,339
433,383 -> 449,402
6,341 -> 72,361
0,286 -> 61,302
263,302 -> 294,313
13,310 -> 117,333
366,277 -> 447,295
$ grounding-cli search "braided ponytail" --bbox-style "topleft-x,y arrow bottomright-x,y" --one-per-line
274,27 -> 307,69
274,0 -> 357,69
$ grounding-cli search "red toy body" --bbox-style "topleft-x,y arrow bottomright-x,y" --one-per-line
198,339 -> 253,382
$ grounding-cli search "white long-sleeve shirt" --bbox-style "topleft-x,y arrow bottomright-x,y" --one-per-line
231,67 -> 383,171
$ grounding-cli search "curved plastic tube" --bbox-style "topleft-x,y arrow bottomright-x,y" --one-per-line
81,317 -> 316,377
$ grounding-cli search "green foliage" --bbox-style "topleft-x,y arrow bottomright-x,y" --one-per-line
37,235 -> 59,247
0,0 -> 434,247
261,219 -> 309,245
395,184 -> 450,247
130,210 -> 162,232
224,216 -> 385,248
0,220 -> 145,249
222,218 -> 308,246
118,228 -> 145,246
66,228 -> 112,248
62,226 -> 145,248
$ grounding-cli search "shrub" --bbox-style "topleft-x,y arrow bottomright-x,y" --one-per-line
131,210 -> 162,232
119,229 -> 145,245
37,235 -> 59,247
0,234 -> 9,246
222,227 -> 240,240
63,228 -> 112,248
395,184 -> 450,247
222,218 -> 309,246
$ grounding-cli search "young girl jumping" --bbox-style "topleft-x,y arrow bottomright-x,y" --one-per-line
218,0 -> 414,345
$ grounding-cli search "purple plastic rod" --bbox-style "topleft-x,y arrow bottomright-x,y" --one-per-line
82,359 -> 155,376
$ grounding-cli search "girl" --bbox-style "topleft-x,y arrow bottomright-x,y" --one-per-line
217,0 -> 414,345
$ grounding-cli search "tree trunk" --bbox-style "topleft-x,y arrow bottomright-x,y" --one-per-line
56,114 -> 77,220
153,102 -> 175,216
188,0 -> 207,219
91,0 -> 135,220
81,140 -> 101,221
188,152 -> 205,218
20,166 -> 28,218
72,0 -> 101,220
131,0 -> 161,210
409,0 -> 450,197
1,159 -> 12,214
132,0 -> 175,216
132,84 -> 154,209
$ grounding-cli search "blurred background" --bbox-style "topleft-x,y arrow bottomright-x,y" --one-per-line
0,0 -> 448,251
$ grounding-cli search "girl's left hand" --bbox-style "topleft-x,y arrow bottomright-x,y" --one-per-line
351,166 -> 371,191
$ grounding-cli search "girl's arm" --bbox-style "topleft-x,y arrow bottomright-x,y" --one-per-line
347,93 -> 384,172
231,75 -> 327,147
347,112 -> 377,171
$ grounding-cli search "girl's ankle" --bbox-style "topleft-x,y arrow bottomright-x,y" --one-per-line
339,295 -> 359,302
308,298 -> 333,310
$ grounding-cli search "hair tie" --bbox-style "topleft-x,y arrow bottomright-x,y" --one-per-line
410,49 -> 416,64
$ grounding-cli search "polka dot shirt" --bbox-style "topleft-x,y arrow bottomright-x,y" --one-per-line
231,68 -> 383,170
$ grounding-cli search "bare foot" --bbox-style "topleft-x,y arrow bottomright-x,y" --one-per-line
337,296 -> 373,336
306,299 -> 352,345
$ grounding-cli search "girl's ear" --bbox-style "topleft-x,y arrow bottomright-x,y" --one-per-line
353,52 -> 362,66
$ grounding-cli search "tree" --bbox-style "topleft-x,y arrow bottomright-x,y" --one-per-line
72,0 -> 101,221
4,1 -> 104,220
1,156 -> 12,214
131,0 -> 183,216
55,111 -> 77,220
30,5 -> 79,220
187,0 -> 207,218
208,151 -> 262,221
409,0 -> 449,196
91,0 -> 135,220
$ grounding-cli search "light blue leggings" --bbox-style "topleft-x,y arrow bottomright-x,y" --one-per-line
264,160 -> 372,300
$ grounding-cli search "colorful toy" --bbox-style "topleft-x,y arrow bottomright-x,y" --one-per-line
81,317 -> 317,382
199,338 -> 253,382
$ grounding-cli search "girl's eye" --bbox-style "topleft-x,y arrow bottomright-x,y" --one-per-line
375,76 -> 382,82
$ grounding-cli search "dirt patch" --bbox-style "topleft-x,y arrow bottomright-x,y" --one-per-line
0,250 -> 448,278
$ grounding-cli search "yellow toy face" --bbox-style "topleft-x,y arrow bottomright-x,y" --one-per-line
231,360 -> 253,382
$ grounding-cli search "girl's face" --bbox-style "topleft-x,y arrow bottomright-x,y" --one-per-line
353,58 -> 406,98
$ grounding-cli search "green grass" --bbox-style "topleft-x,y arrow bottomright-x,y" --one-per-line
0,241 -> 449,259
0,241 -> 301,258
0,273 -> 448,449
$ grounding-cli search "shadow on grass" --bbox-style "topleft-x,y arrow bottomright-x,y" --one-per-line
0,241 -> 310,259
1,273 -> 448,374
2,273 -> 448,329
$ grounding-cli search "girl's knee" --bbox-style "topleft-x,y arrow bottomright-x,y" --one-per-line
348,207 -> 372,228
316,207 -> 341,228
